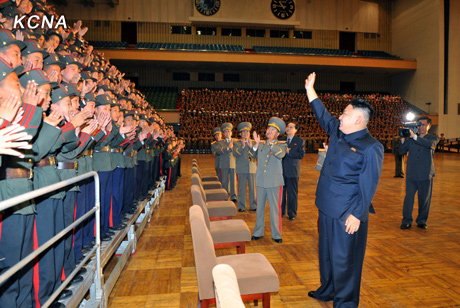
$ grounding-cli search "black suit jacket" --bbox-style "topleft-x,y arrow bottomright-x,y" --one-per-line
399,134 -> 439,180
282,135 -> 305,178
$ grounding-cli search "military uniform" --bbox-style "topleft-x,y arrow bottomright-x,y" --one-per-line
216,123 -> 237,201
211,127 -> 222,182
250,118 -> 287,241
233,122 -> 257,211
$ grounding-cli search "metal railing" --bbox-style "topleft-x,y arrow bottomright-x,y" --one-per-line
0,171 -> 102,308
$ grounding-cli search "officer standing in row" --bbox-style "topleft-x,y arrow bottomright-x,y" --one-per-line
233,122 -> 257,212
250,117 -> 287,244
211,127 -> 222,182
217,123 -> 237,202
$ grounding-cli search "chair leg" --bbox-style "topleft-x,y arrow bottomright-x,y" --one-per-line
263,293 -> 271,308
254,299 -> 258,306
237,243 -> 246,254
201,299 -> 210,308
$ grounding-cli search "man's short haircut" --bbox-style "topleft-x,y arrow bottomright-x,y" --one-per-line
349,98 -> 375,122
418,116 -> 432,125
290,122 -> 299,130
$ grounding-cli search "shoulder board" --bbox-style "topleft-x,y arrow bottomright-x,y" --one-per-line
276,141 -> 287,144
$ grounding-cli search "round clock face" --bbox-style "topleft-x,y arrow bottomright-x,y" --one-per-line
271,0 -> 295,20
195,0 -> 221,16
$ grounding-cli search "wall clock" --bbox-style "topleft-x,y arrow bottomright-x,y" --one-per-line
195,0 -> 221,16
271,0 -> 295,20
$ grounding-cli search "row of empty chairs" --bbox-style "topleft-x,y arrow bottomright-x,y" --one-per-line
135,42 -> 245,53
253,46 -> 355,57
88,40 -> 129,49
189,159 -> 279,307
138,86 -> 178,109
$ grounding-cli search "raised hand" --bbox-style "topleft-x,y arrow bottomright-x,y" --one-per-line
70,110 -> 91,128
23,59 -> 33,71
0,124 -> 33,158
305,72 -> 316,90
228,140 -> 233,150
47,70 -> 59,82
119,123 -> 135,135
253,131 -> 261,146
21,81 -> 40,106
15,30 -> 24,41
78,27 -> 88,38
0,95 -> 21,122
44,110 -> 64,126
81,119 -> 98,134
247,138 -> 253,148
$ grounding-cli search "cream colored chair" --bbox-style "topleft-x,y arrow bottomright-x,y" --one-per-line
191,173 -> 228,201
191,185 -> 250,254
192,166 -> 221,189
191,184 -> 236,220
192,162 -> 219,182
212,264 -> 245,308
190,205 -> 279,308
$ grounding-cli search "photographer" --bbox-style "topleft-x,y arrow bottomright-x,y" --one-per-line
399,116 -> 439,230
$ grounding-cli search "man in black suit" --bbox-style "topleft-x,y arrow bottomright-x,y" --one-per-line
305,73 -> 384,307
399,116 -> 439,230
281,122 -> 305,220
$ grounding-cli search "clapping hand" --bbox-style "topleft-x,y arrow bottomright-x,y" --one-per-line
253,131 -> 261,147
0,123 -> 33,158
44,110 -> 64,126
0,95 -> 22,122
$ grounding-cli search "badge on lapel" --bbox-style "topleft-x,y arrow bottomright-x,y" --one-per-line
351,147 -> 357,152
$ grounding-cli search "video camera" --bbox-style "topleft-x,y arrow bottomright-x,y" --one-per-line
399,112 -> 420,138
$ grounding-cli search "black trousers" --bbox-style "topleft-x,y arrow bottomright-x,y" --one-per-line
402,178 -> 433,225
281,176 -> 299,218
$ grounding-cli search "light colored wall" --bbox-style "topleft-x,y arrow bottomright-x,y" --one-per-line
439,0 -> 460,138
391,0 -> 443,133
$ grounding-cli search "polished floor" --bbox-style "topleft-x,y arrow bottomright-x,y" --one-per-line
108,153 -> 460,308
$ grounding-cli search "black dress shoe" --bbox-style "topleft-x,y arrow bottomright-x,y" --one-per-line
59,289 -> 73,299
308,291 -> 316,298
101,235 -> 112,241
400,224 -> 412,229
50,302 -> 65,308
122,217 -> 130,222
251,236 -> 263,240
289,217 -> 296,221
112,224 -> 126,231
72,275 -> 84,284
231,199 -> 237,203
272,238 -> 282,244
250,208 -> 257,211
238,208 -> 245,212
417,223 -> 427,229
106,231 -> 115,236
78,268 -> 87,275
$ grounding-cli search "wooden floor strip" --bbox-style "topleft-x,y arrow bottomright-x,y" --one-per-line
108,153 -> 460,308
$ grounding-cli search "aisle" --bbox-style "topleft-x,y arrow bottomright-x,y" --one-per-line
108,153 -> 460,308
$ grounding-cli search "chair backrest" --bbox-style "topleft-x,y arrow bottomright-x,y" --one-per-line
191,173 -> 207,202
191,185 -> 211,229
213,264 -> 245,308
192,166 -> 202,178
192,159 -> 198,163
190,205 -> 218,300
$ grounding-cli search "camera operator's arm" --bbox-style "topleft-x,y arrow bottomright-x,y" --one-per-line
414,134 -> 440,150
399,136 -> 410,155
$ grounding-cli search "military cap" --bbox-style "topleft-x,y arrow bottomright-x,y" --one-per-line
19,68 -> 58,89
0,29 -> 26,50
139,115 -> 150,124
268,117 -> 286,134
59,55 -> 83,69
55,44 -> 68,53
84,92 -> 96,102
51,84 -> 72,104
0,58 -> 23,82
80,71 -> 97,82
0,5 -> 22,18
0,0 -> 16,9
21,40 -> 49,57
69,44 -> 81,54
43,53 -> 65,69
237,122 -> 252,132
98,85 -> 112,92
110,98 -> 119,108
95,94 -> 111,107
64,83 -> 80,97
212,127 -> 221,135
220,123 -> 233,132
83,66 -> 99,73
45,30 -> 63,44
124,111 -> 136,118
